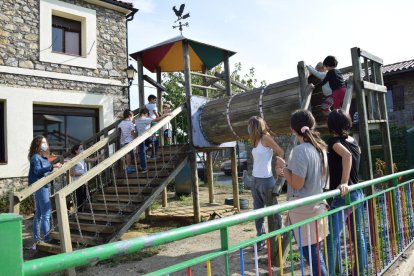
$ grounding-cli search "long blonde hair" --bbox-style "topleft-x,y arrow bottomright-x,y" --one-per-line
248,116 -> 273,147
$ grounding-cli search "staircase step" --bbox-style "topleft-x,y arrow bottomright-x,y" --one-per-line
37,242 -> 62,254
105,186 -> 153,194
115,178 -> 152,185
94,194 -> 145,203
84,203 -> 136,213
122,170 -> 170,178
51,231 -> 104,246
69,222 -> 117,234
76,212 -> 126,223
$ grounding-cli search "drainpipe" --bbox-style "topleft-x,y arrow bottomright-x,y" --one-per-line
125,8 -> 139,109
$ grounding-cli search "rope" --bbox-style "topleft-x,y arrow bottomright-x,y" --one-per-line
258,85 -> 268,119
225,94 -> 241,140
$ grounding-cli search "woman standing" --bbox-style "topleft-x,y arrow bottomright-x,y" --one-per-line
247,116 -> 284,250
276,110 -> 328,276
28,135 -> 61,248
326,109 -> 366,275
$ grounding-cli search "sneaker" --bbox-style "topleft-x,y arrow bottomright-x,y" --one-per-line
30,242 -> 37,250
141,169 -> 148,173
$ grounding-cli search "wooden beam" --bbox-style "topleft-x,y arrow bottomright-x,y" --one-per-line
137,58 -> 145,107
351,47 -> 373,181
191,84 -> 219,91
206,152 -> 214,203
359,48 -> 383,65
190,71 -> 222,81
223,52 -> 232,96
361,81 -> 387,93
182,40 -> 200,223
230,148 -> 240,211
143,73 -> 166,92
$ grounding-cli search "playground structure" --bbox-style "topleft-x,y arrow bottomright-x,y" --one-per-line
4,35 -> 404,275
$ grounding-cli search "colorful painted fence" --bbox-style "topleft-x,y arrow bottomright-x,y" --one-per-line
1,169 -> 414,276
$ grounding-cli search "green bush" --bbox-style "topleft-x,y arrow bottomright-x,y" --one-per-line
370,126 -> 407,172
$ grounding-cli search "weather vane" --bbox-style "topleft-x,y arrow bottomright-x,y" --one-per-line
172,4 -> 190,35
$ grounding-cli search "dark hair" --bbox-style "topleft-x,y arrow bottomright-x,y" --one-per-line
28,135 -> 45,160
291,109 -> 327,175
328,109 -> 352,138
148,94 -> 157,102
323,55 -> 338,68
71,144 -> 82,155
139,107 -> 149,116
123,109 -> 133,119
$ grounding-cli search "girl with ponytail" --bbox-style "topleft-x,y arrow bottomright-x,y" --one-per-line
276,109 -> 328,276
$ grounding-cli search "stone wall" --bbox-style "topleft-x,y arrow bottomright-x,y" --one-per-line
0,0 -> 130,114
0,177 -> 27,196
384,72 -> 414,127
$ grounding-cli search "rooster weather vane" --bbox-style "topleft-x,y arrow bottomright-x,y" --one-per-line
172,4 -> 190,35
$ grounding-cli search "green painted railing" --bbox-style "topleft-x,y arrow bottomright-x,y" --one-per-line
1,169 -> 414,275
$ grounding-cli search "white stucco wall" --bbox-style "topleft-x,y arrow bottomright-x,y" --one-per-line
0,85 -> 114,178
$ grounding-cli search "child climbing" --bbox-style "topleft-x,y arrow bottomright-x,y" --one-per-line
309,56 -> 346,115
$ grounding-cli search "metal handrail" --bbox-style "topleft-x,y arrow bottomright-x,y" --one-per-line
19,168 -> 414,275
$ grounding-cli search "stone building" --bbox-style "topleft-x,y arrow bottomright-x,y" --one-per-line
0,0 -> 136,193
382,60 -> 414,126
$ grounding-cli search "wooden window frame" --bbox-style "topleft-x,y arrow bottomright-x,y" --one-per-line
52,15 -> 81,56
0,102 -> 6,164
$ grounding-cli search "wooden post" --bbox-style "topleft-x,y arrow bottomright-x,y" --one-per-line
351,47 -> 374,181
206,152 -> 215,203
297,61 -> 309,105
374,62 -> 394,178
182,39 -> 201,223
202,65 -> 208,97
9,192 -> 20,214
162,188 -> 168,207
156,67 -> 164,147
230,148 -> 240,211
137,58 -> 145,108
55,193 -> 75,276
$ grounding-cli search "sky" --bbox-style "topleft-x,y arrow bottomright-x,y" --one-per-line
127,0 -> 414,109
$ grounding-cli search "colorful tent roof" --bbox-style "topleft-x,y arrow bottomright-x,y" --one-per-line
130,36 -> 236,73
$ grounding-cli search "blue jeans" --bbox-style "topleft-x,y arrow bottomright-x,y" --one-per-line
250,176 -> 282,236
327,189 -> 367,275
33,186 -> 51,242
138,142 -> 147,170
302,242 -> 327,276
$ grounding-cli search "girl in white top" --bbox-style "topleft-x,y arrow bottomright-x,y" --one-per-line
247,116 -> 284,249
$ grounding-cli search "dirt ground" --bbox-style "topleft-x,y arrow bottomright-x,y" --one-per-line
77,184 -> 290,276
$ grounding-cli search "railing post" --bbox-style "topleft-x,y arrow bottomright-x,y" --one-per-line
230,148 -> 240,211
206,152 -> 215,203
0,213 -> 23,276
55,192 -> 75,275
9,192 -> 20,214
220,227 -> 230,276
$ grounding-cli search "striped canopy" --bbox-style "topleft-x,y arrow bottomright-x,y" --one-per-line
129,36 -> 236,73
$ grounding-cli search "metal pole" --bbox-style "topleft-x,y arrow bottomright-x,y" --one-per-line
137,58 -> 145,108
